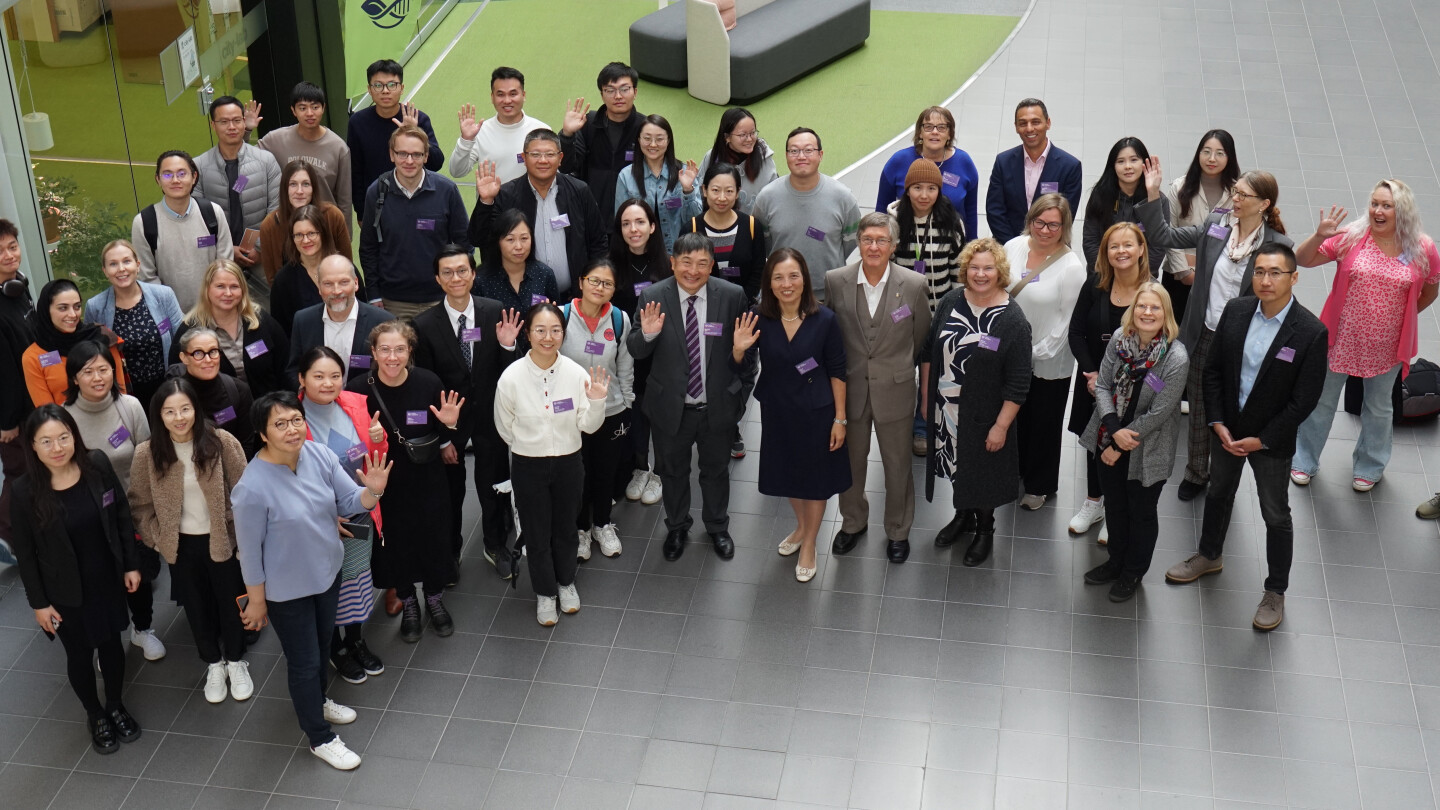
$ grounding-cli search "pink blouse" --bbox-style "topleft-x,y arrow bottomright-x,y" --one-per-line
1317,232 -> 1440,378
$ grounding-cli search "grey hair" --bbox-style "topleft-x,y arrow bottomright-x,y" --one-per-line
858,211 -> 900,244
1338,178 -> 1430,274
178,326 -> 221,352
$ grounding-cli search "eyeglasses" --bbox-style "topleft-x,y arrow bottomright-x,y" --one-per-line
600,85 -> 634,97
525,151 -> 560,161
530,326 -> 565,338
1031,220 -> 1063,233
1230,190 -> 1255,202
1254,269 -> 1295,281
292,231 -> 321,242
369,81 -> 400,91
584,277 -> 615,290
639,136 -> 668,146
786,148 -> 820,157
160,170 -> 191,181
76,366 -> 113,380
374,346 -> 409,357
1133,304 -> 1164,313
437,268 -> 473,280
393,151 -> 426,162
160,405 -> 194,420
271,416 -> 307,431
920,123 -> 949,133
729,130 -> 759,141
185,348 -> 221,361
33,434 -> 74,451
213,117 -> 245,128
860,237 -> 893,247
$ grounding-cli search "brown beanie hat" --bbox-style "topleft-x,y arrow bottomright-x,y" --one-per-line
904,158 -> 943,189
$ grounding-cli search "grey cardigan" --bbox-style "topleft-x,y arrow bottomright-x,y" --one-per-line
1079,337 -> 1189,487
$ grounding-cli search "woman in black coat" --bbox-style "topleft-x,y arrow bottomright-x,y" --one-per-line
169,260 -> 290,398
10,404 -> 144,755
922,238 -> 1032,567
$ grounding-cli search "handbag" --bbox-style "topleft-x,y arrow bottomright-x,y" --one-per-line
368,376 -> 443,464
339,513 -> 376,580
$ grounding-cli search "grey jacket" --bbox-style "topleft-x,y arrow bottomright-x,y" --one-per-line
1080,337 -> 1189,487
192,143 -> 281,270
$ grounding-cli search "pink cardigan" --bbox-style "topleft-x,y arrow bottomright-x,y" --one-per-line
1317,232 -> 1440,379
300,389 -> 389,531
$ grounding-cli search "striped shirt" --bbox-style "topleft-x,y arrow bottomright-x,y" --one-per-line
894,214 -> 964,312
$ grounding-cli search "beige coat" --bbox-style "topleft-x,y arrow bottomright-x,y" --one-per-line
824,261 -> 933,424
128,430 -> 247,563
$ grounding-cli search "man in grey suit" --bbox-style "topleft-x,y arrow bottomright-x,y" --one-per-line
628,233 -> 757,562
826,213 -> 932,563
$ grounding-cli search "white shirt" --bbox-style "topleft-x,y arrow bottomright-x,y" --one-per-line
644,283 -> 710,404
323,300 -> 360,372
443,296 -> 476,337
858,265 -> 891,318
493,353 -> 606,457
1003,236 -> 1089,380
1204,250 -> 1249,331
449,113 -> 552,183
531,179 -> 570,292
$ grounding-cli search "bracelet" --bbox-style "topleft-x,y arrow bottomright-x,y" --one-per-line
366,487 -> 384,499
834,418 -> 847,426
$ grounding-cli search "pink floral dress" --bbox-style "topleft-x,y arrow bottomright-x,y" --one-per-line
1319,233 -> 1440,377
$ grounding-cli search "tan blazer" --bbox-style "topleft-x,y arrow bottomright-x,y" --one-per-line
824,261 -> 932,424
127,430 -> 248,564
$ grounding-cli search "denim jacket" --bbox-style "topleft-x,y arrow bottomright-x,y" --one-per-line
83,281 -> 185,362
613,162 -> 702,253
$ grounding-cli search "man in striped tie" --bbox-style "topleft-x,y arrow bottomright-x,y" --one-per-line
628,233 -> 757,562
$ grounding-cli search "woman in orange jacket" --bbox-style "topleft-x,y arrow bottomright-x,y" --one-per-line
23,279 -> 126,407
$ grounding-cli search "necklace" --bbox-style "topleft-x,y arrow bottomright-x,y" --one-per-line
781,313 -> 801,322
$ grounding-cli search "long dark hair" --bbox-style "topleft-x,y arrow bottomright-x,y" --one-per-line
631,114 -> 681,193
64,339 -> 119,405
1084,136 -> 1151,229
757,248 -> 819,320
284,204 -> 340,265
895,191 -> 964,247
609,198 -> 669,286
21,405 -> 96,529
277,159 -> 318,223
1176,129 -> 1240,220
708,108 -> 764,183
148,378 -> 221,477
486,208 -> 534,269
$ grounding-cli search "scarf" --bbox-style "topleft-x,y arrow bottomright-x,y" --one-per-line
28,280 -> 106,354
1224,213 -> 1265,263
1102,331 -> 1168,446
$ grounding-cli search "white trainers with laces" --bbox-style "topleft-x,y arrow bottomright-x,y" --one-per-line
537,595 -> 559,626
226,659 -> 253,701
577,529 -> 592,561
131,628 -> 166,661
311,736 -> 362,770
625,469 -> 649,501
203,662 -> 228,704
558,584 -> 581,615
322,698 -> 357,724
1068,499 -> 1105,534
594,524 -> 622,557
641,472 -> 663,506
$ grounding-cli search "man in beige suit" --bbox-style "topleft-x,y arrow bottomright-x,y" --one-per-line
825,212 -> 933,563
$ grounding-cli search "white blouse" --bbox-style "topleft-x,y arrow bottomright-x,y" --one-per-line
1164,176 -> 1232,278
1003,236 -> 1089,380
494,353 -> 606,457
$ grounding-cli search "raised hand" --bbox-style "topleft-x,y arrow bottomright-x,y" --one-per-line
458,103 -> 482,140
639,300 -> 666,335
392,102 -> 420,129
1142,155 -> 1163,198
474,161 -> 502,204
356,450 -> 394,494
679,159 -> 699,193
1315,205 -> 1349,239
585,366 -> 612,401
244,99 -> 263,131
732,311 -> 761,353
496,308 -> 523,347
561,98 -> 589,136
431,390 -> 466,427
369,410 -> 385,443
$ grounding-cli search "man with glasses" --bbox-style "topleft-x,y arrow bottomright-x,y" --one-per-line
259,82 -> 355,228
359,126 -> 471,321
468,129 -> 607,300
286,256 -> 394,387
450,66 -> 551,185
0,219 -> 33,565
193,95 -> 282,281
985,98 -> 1083,245
559,62 -> 646,213
348,59 -> 445,218
1163,244 -> 1327,632
752,127 -> 860,300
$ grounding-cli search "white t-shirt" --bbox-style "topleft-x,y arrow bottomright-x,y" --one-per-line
1204,251 -> 1249,332
449,113 -> 552,184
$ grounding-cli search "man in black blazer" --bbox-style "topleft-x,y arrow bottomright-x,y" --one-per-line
984,98 -> 1083,244
412,245 -> 524,581
627,233 -> 756,561
286,256 -> 395,389
468,129 -> 607,301
1163,244 -> 1328,632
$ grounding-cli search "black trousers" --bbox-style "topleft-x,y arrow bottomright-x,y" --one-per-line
1085,452 -> 1103,500
1016,375 -> 1072,497
125,577 -> 154,633
1096,452 -> 1165,577
172,533 -> 247,664
444,431 -> 515,556
57,623 -> 125,716
512,452 -> 584,598
578,411 -> 630,530
653,406 -> 732,534
1198,435 -> 1294,593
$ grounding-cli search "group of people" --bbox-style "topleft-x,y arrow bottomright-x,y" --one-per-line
1,54 -> 1438,775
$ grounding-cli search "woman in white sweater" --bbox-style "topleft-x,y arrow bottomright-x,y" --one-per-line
495,303 -> 610,626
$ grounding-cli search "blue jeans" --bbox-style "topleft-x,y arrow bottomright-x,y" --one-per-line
1292,364 -> 1402,481
267,575 -> 341,748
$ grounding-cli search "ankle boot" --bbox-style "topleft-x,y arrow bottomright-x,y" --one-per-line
935,510 -> 977,548
399,596 -> 422,643
963,509 -> 995,567
425,593 -> 454,637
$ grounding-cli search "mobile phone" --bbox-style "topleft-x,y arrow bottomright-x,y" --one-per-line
236,594 -> 249,612
43,615 -> 58,641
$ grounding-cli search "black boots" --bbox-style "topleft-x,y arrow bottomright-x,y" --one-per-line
400,596 -> 422,643
934,510 -> 977,548
962,510 -> 995,567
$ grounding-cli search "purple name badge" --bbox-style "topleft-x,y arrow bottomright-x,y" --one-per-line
1276,346 -> 1296,363
552,397 -> 574,413
532,294 -> 547,306
702,322 -> 723,337
1039,181 -> 1060,195
624,150 -> 635,162
795,357 -> 819,374
214,406 -> 236,424
346,444 -> 366,462
942,171 -> 961,188
977,335 -> 1000,351
108,426 -> 131,449
1145,371 -> 1165,392
805,226 -> 826,241
350,354 -> 372,369
38,350 -> 62,368
516,152 -> 525,164
892,304 -> 912,323
633,281 -> 653,295
550,213 -> 570,230
157,317 -> 172,333
245,340 -> 268,359
232,175 -> 249,193
1207,223 -> 1230,240
197,234 -> 217,248
460,327 -> 483,343
1135,222 -> 1145,232
1213,207 -> 1232,214
416,219 -> 436,231
721,265 -> 740,277
102,489 -> 115,507
913,259 -> 927,274
664,196 -> 682,210
405,410 -> 427,425
584,340 -> 605,355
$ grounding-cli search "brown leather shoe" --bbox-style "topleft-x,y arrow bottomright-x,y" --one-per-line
384,588 -> 402,617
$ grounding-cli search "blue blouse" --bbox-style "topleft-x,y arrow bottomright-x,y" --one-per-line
876,147 -> 980,244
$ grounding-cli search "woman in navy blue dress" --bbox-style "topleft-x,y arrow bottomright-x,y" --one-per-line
733,248 -> 849,582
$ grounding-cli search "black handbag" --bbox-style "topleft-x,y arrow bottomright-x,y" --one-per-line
368,377 -> 443,464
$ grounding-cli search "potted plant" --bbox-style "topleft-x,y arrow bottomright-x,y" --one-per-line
34,169 -> 130,300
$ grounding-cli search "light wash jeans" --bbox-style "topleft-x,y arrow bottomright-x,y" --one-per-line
1292,364 -> 1402,481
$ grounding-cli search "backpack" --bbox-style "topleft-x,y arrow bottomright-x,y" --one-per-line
141,201 -> 220,256
561,302 -> 624,344
1343,359 -> 1440,424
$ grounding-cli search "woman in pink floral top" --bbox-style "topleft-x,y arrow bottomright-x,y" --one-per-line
1290,179 -> 1440,491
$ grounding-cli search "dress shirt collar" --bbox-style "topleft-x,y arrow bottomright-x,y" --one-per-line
858,265 -> 891,290
1253,296 -> 1295,325
323,300 -> 359,325
1023,140 -> 1052,166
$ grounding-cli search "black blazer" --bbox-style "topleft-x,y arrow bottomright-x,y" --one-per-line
171,311 -> 291,398
11,452 -> 143,610
285,301 -> 396,389
1066,276 -> 1129,436
985,143 -> 1083,245
411,295 -> 518,443
467,173 -> 608,298
1203,295 -> 1328,457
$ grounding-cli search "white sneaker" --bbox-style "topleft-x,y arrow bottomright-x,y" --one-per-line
203,662 -> 228,704
558,584 -> 580,614
537,595 -> 559,626
640,472 -> 663,506
1018,493 -> 1047,511
1098,522 -> 1109,546
577,529 -> 592,561
1068,499 -> 1105,534
594,524 -> 622,557
226,659 -> 253,701
311,736 -> 362,770
322,698 -> 356,725
1180,401 -> 1190,415
625,469 -> 649,501
131,628 -> 166,661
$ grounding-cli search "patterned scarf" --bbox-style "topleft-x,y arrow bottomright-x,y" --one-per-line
1103,331 -> 1168,445
1224,213 -> 1265,263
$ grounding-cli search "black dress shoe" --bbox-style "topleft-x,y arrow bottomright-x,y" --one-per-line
962,530 -> 993,567
108,704 -> 141,743
89,713 -> 119,754
1109,574 -> 1141,602
832,528 -> 865,555
1177,479 -> 1206,501
1083,559 -> 1122,585
709,531 -> 735,560
663,529 -> 687,561
886,539 -> 910,563
934,511 -> 976,548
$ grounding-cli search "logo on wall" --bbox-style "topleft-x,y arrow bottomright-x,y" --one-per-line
362,0 -> 411,29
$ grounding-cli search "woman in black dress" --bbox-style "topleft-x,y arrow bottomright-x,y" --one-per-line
608,199 -> 670,504
269,205 -> 342,338
10,404 -> 144,754
922,238 -> 1033,567
733,248 -> 849,582
351,320 -> 464,643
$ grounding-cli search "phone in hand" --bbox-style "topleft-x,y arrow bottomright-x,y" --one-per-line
236,594 -> 249,612
43,615 -> 58,641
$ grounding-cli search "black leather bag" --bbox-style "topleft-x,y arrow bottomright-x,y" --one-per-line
368,377 -> 443,464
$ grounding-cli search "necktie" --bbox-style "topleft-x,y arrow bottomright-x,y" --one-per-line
684,295 -> 703,399
458,313 -> 472,367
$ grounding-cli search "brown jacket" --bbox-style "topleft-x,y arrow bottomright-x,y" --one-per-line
127,430 -> 247,563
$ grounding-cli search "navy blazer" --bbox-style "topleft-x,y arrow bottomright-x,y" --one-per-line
285,301 -> 396,390
985,143 -> 1083,245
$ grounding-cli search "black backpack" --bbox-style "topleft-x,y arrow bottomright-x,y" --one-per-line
140,201 -> 220,256
1343,358 -> 1440,423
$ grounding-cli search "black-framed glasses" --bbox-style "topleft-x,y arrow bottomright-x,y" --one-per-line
369,81 -> 400,91
185,348 -> 222,361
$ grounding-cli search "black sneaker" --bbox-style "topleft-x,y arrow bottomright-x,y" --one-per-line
1083,559 -> 1122,585
484,546 -> 516,580
1108,574 -> 1141,603
400,597 -> 423,643
349,639 -> 385,676
330,648 -> 367,684
731,439 -> 746,459
425,593 -> 455,637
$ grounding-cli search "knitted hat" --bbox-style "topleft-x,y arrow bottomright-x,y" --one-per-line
904,159 -> 943,189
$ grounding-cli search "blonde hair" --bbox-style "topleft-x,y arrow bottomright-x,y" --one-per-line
1095,222 -> 1150,290
1024,193 -> 1073,247
958,237 -> 1011,289
1119,281 -> 1179,342
185,259 -> 261,330
1337,178 -> 1431,274
100,239 -> 139,267
367,319 -> 417,353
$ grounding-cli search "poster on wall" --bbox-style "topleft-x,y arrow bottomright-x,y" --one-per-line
178,27 -> 201,86
345,0 -> 419,99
